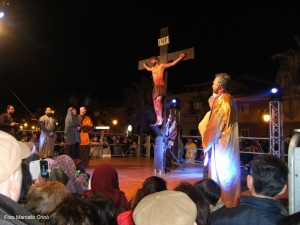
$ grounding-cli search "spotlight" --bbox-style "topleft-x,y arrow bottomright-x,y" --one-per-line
271,88 -> 278,94
270,87 -> 282,102
171,98 -> 180,109
0,12 -> 4,18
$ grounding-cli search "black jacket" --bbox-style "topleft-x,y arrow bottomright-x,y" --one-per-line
211,196 -> 285,225
0,113 -> 15,135
0,193 -> 40,225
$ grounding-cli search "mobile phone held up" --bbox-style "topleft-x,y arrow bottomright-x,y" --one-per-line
40,160 -> 50,178
29,160 -> 50,180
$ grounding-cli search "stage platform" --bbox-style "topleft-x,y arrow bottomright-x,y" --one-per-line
85,157 -> 288,207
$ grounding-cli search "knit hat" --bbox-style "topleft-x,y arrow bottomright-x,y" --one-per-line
133,190 -> 197,225
0,131 -> 31,183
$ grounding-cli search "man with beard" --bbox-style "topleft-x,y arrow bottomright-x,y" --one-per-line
39,107 -> 57,158
77,106 -> 93,166
143,53 -> 185,126
202,73 -> 241,207
0,105 -> 18,136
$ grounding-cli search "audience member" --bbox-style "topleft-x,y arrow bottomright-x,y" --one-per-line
84,163 -> 128,215
0,130 -> 40,225
118,176 -> 167,225
50,155 -> 88,194
194,178 -> 225,212
174,182 -> 211,225
46,195 -> 100,225
29,132 -> 39,151
47,169 -> 69,186
211,154 -> 288,225
25,181 -> 67,223
90,135 -> 100,158
87,193 -> 118,225
133,190 -> 197,225
185,137 -> 197,163
18,162 -> 33,206
22,142 -> 41,166
113,139 -> 123,155
278,211 -> 300,225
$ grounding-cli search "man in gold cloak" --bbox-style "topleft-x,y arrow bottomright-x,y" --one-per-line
202,73 -> 241,207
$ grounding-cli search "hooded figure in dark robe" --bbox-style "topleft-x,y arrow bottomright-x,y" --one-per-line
64,107 -> 81,159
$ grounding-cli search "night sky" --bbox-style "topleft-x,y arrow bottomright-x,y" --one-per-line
0,1 -> 299,113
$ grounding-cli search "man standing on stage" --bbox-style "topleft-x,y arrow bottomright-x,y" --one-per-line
78,106 -> 93,166
164,112 -> 178,172
0,105 -> 18,136
202,73 -> 241,207
143,53 -> 185,126
39,107 -> 57,158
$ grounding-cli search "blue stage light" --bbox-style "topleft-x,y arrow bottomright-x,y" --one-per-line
171,98 -> 180,108
271,88 -> 278,94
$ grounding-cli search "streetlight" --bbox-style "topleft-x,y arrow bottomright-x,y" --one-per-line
127,125 -> 132,136
112,120 -> 118,133
263,114 -> 270,137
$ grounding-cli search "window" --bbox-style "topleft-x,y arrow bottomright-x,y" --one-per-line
240,129 -> 249,137
240,104 -> 249,115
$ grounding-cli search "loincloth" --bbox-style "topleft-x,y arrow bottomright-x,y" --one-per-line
152,85 -> 166,99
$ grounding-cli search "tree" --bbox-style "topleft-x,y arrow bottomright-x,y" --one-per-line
271,35 -> 300,96
123,75 -> 155,135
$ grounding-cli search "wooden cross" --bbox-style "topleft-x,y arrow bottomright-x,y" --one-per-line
138,27 -> 195,126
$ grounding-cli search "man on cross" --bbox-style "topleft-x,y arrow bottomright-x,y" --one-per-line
143,53 -> 185,125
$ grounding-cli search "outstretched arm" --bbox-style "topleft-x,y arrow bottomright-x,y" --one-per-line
162,53 -> 185,68
143,63 -> 152,71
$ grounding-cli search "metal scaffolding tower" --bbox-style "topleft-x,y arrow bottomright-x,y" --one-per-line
269,101 -> 284,158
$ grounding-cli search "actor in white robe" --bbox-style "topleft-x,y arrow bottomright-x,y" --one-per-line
39,107 -> 57,158
202,73 -> 241,207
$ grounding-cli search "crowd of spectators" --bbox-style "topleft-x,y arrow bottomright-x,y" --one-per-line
0,130 -> 299,225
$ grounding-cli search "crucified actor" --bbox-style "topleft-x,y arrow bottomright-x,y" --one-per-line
143,53 -> 185,126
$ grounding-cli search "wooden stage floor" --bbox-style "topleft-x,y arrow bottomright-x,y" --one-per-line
85,157 -> 252,201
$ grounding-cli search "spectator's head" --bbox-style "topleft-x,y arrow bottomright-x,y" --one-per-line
51,155 -> 87,194
80,106 -> 86,115
0,131 -> 30,201
47,195 -> 99,225
90,163 -> 126,209
132,176 -> 167,209
174,182 -> 211,225
31,132 -> 38,140
248,154 -> 288,198
87,193 -> 117,225
25,181 -> 67,218
133,190 -> 197,225
194,178 -> 221,206
92,136 -> 99,142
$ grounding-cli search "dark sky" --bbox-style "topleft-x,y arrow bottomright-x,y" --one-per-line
0,0 -> 300,112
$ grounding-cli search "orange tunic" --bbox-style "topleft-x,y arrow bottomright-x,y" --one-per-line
79,116 -> 93,146
202,93 -> 241,207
